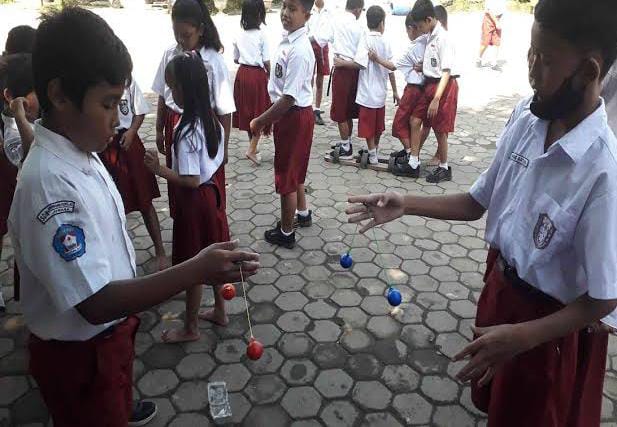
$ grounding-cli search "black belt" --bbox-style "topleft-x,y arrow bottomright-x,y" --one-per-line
425,76 -> 458,83
496,254 -> 554,302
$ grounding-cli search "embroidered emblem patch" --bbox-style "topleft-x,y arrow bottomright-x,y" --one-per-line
509,152 -> 529,168
533,213 -> 556,249
431,57 -> 437,67
53,224 -> 86,262
119,99 -> 130,116
275,63 -> 283,78
37,201 -> 75,224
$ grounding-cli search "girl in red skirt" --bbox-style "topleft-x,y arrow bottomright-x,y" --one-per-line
232,0 -> 272,165
99,77 -> 169,271
146,52 -> 230,343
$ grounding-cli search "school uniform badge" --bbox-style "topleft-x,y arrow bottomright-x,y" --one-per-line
275,63 -> 283,78
431,58 -> 437,67
119,99 -> 130,116
53,224 -> 86,262
533,213 -> 556,249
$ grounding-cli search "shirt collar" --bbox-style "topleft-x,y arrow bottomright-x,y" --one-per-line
33,120 -> 93,170
428,22 -> 443,41
369,31 -> 381,36
284,26 -> 308,43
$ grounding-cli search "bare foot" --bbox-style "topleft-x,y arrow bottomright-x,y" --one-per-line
428,156 -> 440,166
198,309 -> 229,326
156,255 -> 171,271
161,328 -> 200,343
245,152 -> 261,166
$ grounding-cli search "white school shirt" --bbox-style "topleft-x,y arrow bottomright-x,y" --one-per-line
470,97 -> 617,327
268,27 -> 315,108
233,28 -> 271,68
152,45 -> 237,116
397,35 -> 428,86
307,6 -> 332,48
330,11 -> 364,61
117,78 -> 150,131
422,22 -> 457,79
602,63 -> 617,135
8,122 -> 137,341
1,113 -> 27,166
172,118 -> 225,185
354,32 -> 393,109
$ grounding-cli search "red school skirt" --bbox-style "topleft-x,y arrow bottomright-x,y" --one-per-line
29,316 -> 140,427
273,106 -> 315,196
311,40 -> 330,76
481,12 -> 502,47
99,130 -> 160,214
472,249 -> 608,427
411,78 -> 458,134
0,152 -> 17,236
330,66 -> 359,123
164,107 -> 181,218
233,65 -> 272,135
172,167 -> 230,266
358,106 -> 385,139
392,84 -> 424,140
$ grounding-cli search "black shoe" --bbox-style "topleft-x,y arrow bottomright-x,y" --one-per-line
390,149 -> 407,158
265,227 -> 296,249
395,152 -> 410,165
426,166 -> 452,183
391,161 -> 420,178
314,110 -> 325,126
296,210 -> 312,227
332,143 -> 353,160
128,401 -> 157,427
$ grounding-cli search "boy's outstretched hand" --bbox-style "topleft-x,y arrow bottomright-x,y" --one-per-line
197,240 -> 260,284
346,192 -> 406,233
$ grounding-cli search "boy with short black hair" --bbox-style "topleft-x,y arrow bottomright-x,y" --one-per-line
250,0 -> 316,248
12,7 -> 259,425
348,0 -> 617,424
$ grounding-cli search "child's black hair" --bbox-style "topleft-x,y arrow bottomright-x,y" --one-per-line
299,0 -> 315,12
33,7 -> 132,114
166,52 -> 221,160
1,53 -> 33,98
405,11 -> 415,28
366,5 -> 385,30
4,25 -> 36,55
241,0 -> 266,30
434,5 -> 447,30
172,0 -> 223,52
410,0 -> 435,22
535,0 -> 617,77
345,0 -> 363,11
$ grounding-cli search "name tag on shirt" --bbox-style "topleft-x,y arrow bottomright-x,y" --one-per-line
275,63 -> 283,79
509,152 -> 529,168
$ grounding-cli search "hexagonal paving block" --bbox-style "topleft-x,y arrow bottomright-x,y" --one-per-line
341,329 -> 373,353
228,392 -> 252,424
248,284 -> 280,303
393,393 -> 432,425
309,320 -> 341,342
251,268 -> 280,285
416,292 -> 448,310
244,374 -> 286,404
145,398 -> 176,427
336,307 -> 368,328
277,311 -> 311,332
357,278 -> 387,296
331,289 -> 362,307
304,300 -> 337,319
247,347 -> 284,374
361,412 -> 404,427
367,316 -> 401,339
449,299 -> 477,318
320,400 -> 360,427
208,363 -> 251,392
330,272 -> 357,289
245,323 -> 282,346
381,365 -> 420,393
432,405 -> 475,427
278,332 -> 315,358
275,292 -> 309,311
137,369 -> 179,397
171,381 -> 208,412
176,353 -> 216,380
0,376 -> 28,405
361,296 -> 391,316
214,338 -> 246,363
280,359 -> 318,385
11,388 -> 48,425
244,405 -> 292,427
426,310 -> 458,333
352,381 -> 392,410
372,339 -> 408,364
422,251 -> 450,266
314,369 -> 354,398
281,386 -> 323,418
312,342 -> 348,369
276,259 -> 305,275
420,375 -> 459,403
438,282 -> 470,300
250,303 -> 280,324
303,281 -> 335,299
275,275 -> 306,292
435,332 -> 469,359
346,353 -> 383,380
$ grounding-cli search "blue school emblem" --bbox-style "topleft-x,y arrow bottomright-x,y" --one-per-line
275,63 -> 283,79
533,214 -> 556,250
431,57 -> 437,68
53,224 -> 86,262
119,99 -> 130,116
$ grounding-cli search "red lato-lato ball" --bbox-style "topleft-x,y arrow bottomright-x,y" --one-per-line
221,284 -> 236,300
246,337 -> 264,360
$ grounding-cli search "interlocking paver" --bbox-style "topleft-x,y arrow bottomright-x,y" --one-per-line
352,381 -> 392,410
320,400 -> 359,427
280,359 -> 318,386
281,387 -> 322,418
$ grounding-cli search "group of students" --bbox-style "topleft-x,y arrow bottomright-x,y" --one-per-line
2,0 -> 617,426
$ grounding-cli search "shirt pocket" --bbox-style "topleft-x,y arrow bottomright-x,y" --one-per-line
513,193 -> 577,266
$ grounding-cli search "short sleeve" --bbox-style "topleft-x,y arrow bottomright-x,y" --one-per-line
282,49 -> 311,102
396,45 -> 414,76
176,128 -> 202,176
318,13 -> 334,46
353,34 -> 369,69
209,54 -> 237,116
131,80 -> 150,116
439,33 -> 456,72
233,39 -> 240,62
152,51 -> 168,98
261,31 -> 271,63
11,175 -> 113,312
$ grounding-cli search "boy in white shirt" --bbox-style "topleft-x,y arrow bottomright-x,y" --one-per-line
307,0 -> 331,125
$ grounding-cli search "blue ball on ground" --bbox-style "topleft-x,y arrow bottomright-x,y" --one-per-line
340,252 -> 353,269
387,287 -> 402,307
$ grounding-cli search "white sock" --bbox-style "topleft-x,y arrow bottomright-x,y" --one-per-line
368,148 -> 377,157
280,227 -> 294,236
408,155 -> 420,169
341,140 -> 351,150
439,162 -> 448,170
297,209 -> 309,217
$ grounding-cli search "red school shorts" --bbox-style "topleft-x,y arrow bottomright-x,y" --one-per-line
392,84 -> 424,140
99,131 -> 161,214
273,106 -> 315,196
172,167 -> 230,266
311,40 -> 330,76
233,64 -> 272,135
163,106 -> 181,219
411,79 -> 458,134
330,66 -> 359,123
29,316 -> 140,427
472,249 -> 608,427
481,12 -> 502,47
358,106 -> 385,139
